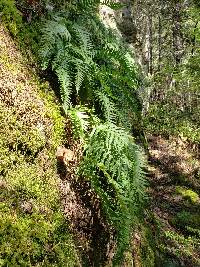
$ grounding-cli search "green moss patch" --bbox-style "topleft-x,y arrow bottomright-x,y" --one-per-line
0,0 -> 22,36
175,186 -> 199,204
0,25 -> 79,266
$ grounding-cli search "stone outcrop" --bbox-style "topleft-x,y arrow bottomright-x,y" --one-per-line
99,0 -> 137,43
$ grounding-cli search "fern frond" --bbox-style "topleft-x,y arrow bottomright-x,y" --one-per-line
55,66 -> 72,109
72,23 -> 94,56
95,91 -> 117,123
71,58 -> 87,94
68,106 -> 90,140
80,123 -> 147,263
68,106 -> 100,140
39,18 -> 71,70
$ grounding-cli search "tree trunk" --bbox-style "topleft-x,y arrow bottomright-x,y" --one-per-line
172,2 -> 183,65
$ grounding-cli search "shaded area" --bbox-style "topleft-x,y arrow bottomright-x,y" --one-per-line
57,121 -> 115,267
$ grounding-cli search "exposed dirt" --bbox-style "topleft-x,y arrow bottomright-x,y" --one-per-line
147,135 -> 200,267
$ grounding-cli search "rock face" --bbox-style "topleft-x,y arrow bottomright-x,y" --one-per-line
115,0 -> 137,43
99,5 -> 118,31
99,0 -> 137,43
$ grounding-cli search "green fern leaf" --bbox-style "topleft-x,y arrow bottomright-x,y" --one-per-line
80,123 -> 147,263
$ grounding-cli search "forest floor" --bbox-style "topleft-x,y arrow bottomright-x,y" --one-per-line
147,135 -> 200,267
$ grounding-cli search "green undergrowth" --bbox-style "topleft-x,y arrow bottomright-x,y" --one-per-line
160,230 -> 200,266
170,208 -> 200,260
153,183 -> 200,265
175,186 -> 199,204
150,190 -> 200,266
172,210 -> 200,229
144,100 -> 200,144
0,26 -> 79,267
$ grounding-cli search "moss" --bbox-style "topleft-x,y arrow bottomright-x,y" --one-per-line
37,82 -> 65,150
175,186 -> 199,204
0,112 -> 79,266
0,205 -> 79,266
0,0 -> 22,36
0,25 -> 80,266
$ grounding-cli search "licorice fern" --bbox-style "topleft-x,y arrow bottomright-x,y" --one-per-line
39,5 -> 147,265
40,15 -> 94,109
95,91 -> 117,123
67,105 -> 100,140
39,12 -> 140,129
80,123 -> 147,264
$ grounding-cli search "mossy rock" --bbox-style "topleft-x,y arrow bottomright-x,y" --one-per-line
0,25 -> 80,266
175,186 -> 199,204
